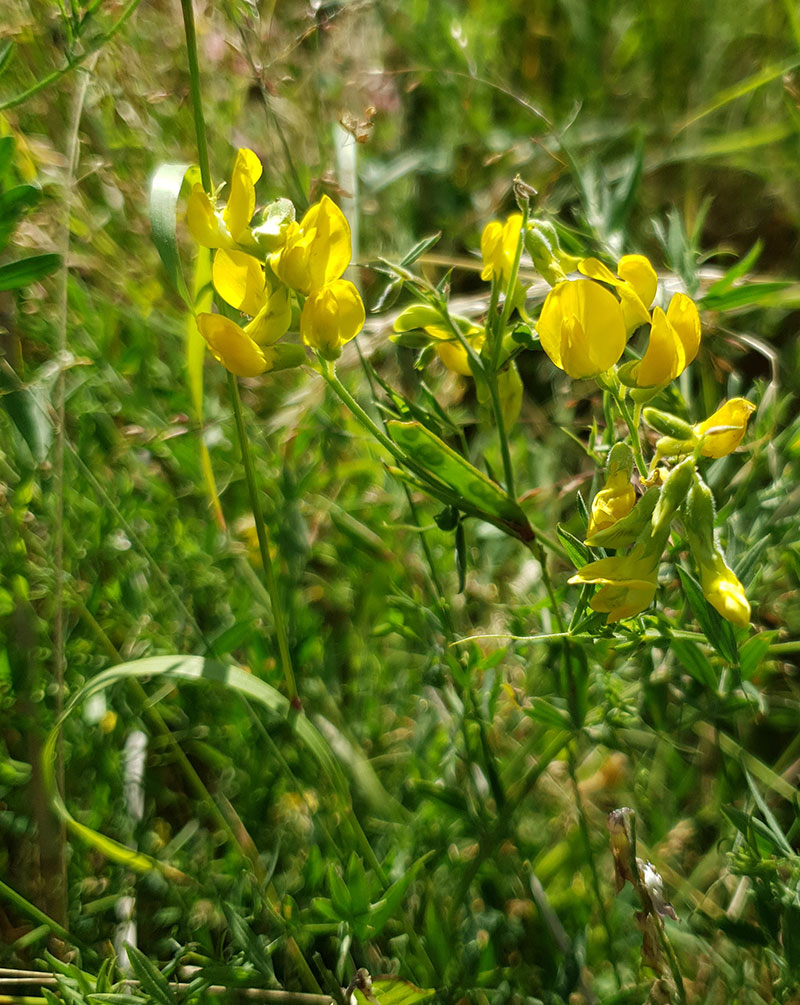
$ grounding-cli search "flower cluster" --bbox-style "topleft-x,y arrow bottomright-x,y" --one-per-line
187,149 -> 364,375
526,244 -> 755,626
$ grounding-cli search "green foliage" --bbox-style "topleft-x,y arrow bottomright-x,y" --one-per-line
0,1 -> 799,1004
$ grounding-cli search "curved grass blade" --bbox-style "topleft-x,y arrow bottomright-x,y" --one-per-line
149,162 -> 194,308
43,655 -> 354,878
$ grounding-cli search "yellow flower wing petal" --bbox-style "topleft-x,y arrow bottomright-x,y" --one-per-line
633,306 -> 682,387
245,287 -> 292,346
480,221 -> 503,281
578,257 -> 618,286
196,312 -> 269,377
436,341 -> 472,375
699,555 -> 751,627
617,255 -> 657,308
665,293 -> 701,367
212,249 -> 266,315
187,185 -> 231,249
223,148 -> 262,242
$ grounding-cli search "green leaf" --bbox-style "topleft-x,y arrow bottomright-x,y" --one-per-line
557,524 -> 591,569
739,631 -> 776,681
400,232 -> 441,268
455,519 -> 467,592
386,420 -> 527,526
705,241 -> 763,296
0,361 -> 54,465
222,902 -> 277,982
700,281 -> 795,312
346,853 -> 370,917
149,162 -> 194,308
677,566 -> 739,665
0,135 -> 14,180
0,41 -> 15,80
671,638 -> 718,690
357,977 -> 436,1005
124,945 -> 177,1005
0,253 -> 60,291
523,697 -> 572,730
0,183 -> 40,247
366,851 -> 434,937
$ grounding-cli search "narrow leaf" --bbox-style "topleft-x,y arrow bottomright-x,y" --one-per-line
0,253 -> 60,291
387,420 -> 527,525
677,566 -> 739,664
149,162 -> 194,307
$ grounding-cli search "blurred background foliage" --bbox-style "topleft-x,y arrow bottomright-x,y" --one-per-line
1,0 -> 800,1002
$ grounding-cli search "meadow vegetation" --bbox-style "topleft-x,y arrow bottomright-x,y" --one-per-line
1,1 -> 800,1003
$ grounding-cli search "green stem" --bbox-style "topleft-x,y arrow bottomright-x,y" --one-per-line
179,0 -> 211,191
228,373 -> 298,706
612,388 -> 647,477
531,540 -> 565,633
567,747 -> 622,989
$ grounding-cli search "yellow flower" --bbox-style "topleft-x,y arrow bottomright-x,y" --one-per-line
299,279 -> 365,359
694,398 -> 756,458
698,553 -> 750,628
586,470 -> 636,540
537,279 -> 627,378
569,548 -> 659,623
196,248 -> 294,377
579,254 -> 658,333
392,304 -> 485,376
271,195 -> 352,295
187,148 -> 263,250
630,293 -> 701,388
480,214 -> 522,283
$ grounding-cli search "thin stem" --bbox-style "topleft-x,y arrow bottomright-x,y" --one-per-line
179,0 -> 211,191
530,539 -> 565,633
228,373 -> 298,706
612,388 -> 647,477
567,747 -> 622,989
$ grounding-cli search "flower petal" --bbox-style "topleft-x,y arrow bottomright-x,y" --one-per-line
665,292 -> 700,367
212,249 -> 266,315
695,397 -> 756,457
196,312 -> 270,377
537,279 -> 627,378
187,185 -> 231,249
300,279 -> 365,356
632,306 -> 683,387
617,255 -> 657,309
245,287 -> 292,346
223,148 -> 262,242
305,195 -> 352,291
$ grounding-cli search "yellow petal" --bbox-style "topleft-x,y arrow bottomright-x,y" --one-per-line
633,306 -> 682,387
271,221 -> 314,293
304,195 -> 352,291
480,214 -> 522,283
212,249 -> 266,315
300,279 -> 364,355
617,255 -> 657,309
480,221 -> 503,281
578,257 -> 618,286
537,279 -> 626,378
187,185 -> 231,249
196,313 -> 270,377
694,398 -> 756,458
436,341 -> 472,375
699,554 -> 750,627
665,292 -> 700,367
223,148 -> 262,242
586,471 -> 636,540
245,286 -> 292,346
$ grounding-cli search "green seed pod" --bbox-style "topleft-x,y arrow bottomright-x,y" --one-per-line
651,457 -> 694,538
643,407 -> 695,440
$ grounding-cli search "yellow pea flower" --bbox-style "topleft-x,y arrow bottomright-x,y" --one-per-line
187,148 -> 263,250
271,195 -> 352,295
586,469 -> 636,541
630,293 -> 701,388
196,248 -> 294,377
299,279 -> 365,359
694,398 -> 756,458
698,553 -> 750,628
480,214 -> 522,283
537,279 -> 627,378
393,304 -> 485,376
568,548 -> 659,623
579,254 -> 657,333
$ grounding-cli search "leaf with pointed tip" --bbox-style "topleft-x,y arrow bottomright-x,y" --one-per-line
149,162 -> 195,308
387,420 -> 526,526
